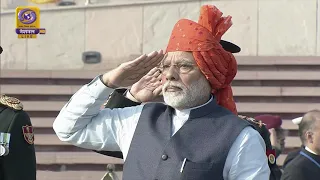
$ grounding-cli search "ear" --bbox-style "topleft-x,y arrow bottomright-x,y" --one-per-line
306,131 -> 314,143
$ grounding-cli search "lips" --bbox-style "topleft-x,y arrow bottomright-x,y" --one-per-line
166,86 -> 182,92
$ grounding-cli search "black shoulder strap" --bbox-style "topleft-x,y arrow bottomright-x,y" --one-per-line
0,106 -> 16,133
0,105 -> 7,114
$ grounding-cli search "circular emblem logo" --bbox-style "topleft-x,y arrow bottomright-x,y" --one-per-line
18,9 -> 37,24
268,154 -> 275,164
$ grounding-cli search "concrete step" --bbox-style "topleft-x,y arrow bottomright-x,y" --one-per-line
235,71 -> 320,80
236,56 -> 320,65
31,117 -> 299,131
236,102 -> 320,113
37,170 -> 123,180
1,69 -> 320,81
3,85 -> 320,97
282,120 -> 298,130
0,70 -> 104,79
1,85 -> 80,95
34,134 -> 301,148
35,134 -> 68,146
31,117 -> 55,128
36,152 -> 123,165
21,101 -> 320,113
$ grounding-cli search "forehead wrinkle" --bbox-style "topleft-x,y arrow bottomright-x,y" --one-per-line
160,53 -> 168,64
162,55 -> 194,64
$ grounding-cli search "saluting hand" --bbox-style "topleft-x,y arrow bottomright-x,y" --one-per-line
102,50 -> 164,88
129,67 -> 163,103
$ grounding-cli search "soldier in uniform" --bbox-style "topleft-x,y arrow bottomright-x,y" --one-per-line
0,95 -> 36,180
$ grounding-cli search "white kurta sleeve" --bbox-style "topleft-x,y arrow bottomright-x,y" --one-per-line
53,76 -> 144,154
223,126 -> 270,180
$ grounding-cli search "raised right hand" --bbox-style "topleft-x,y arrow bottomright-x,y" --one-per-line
129,67 -> 163,103
102,50 -> 164,88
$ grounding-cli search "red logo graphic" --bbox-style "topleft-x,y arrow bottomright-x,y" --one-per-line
22,125 -> 34,144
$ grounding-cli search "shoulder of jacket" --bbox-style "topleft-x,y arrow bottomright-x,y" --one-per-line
238,115 -> 266,128
0,94 -> 24,111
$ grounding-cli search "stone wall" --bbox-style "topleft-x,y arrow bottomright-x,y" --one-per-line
0,0 -> 318,70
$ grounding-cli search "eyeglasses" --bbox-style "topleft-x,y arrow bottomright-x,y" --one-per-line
158,63 -> 197,74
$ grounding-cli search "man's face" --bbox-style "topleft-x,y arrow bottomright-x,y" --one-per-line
160,51 -> 211,109
269,128 -> 286,152
276,128 -> 286,151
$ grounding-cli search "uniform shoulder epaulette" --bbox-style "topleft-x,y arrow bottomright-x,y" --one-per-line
0,94 -> 23,110
238,115 -> 265,128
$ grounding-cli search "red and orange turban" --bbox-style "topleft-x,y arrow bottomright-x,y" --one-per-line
166,5 -> 238,114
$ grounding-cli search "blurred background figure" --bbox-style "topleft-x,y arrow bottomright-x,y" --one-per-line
100,164 -> 120,180
255,114 -> 286,159
281,110 -> 320,180
282,116 -> 304,169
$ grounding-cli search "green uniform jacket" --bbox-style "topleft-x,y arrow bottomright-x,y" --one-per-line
0,100 -> 36,180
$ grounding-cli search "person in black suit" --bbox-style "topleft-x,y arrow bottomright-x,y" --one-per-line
281,110 -> 320,180
282,147 -> 302,169
282,117 -> 304,169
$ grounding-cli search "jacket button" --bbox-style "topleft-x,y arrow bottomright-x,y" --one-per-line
161,154 -> 168,160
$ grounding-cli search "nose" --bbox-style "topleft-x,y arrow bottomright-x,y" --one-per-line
165,65 -> 179,81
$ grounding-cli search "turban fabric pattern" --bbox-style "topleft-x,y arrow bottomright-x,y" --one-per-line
166,5 -> 238,114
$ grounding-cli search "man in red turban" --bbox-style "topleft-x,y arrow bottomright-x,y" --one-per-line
53,5 -> 270,180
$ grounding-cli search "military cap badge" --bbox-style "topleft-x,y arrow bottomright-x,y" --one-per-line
267,149 -> 276,164
268,154 -> 276,164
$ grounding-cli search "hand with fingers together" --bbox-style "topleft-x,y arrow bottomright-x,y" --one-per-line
129,67 -> 163,103
102,50 -> 164,88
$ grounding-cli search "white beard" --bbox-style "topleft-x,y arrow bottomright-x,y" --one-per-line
162,77 -> 211,109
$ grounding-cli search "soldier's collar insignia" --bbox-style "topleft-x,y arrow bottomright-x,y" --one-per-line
0,95 -> 23,110
22,125 -> 34,145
